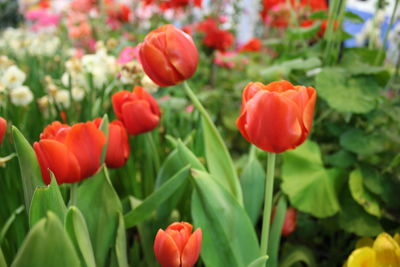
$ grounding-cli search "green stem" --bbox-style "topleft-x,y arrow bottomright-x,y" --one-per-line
70,183 -> 78,206
260,152 -> 277,258
183,82 -> 214,129
375,0 -> 399,64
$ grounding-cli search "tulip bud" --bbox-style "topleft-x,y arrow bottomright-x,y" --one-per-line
0,117 -> 7,145
93,118 -> 130,168
236,80 -> 316,153
154,222 -> 202,267
282,208 -> 297,236
139,24 -> 199,86
112,86 -> 160,135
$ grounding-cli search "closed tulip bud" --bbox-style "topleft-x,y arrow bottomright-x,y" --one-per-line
154,222 -> 202,267
0,117 -> 7,145
93,118 -> 130,168
236,80 -> 316,153
139,24 -> 199,86
282,208 -> 297,236
112,86 -> 160,135
34,121 -> 106,184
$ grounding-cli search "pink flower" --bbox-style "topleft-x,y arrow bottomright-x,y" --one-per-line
25,9 -> 60,31
117,46 -> 139,65
185,105 -> 194,113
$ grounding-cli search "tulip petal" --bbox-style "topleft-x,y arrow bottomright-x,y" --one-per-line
65,122 -> 106,179
112,90 -> 132,120
105,120 -> 130,168
121,100 -> 160,135
154,229 -> 181,267
181,228 -> 202,267
0,117 -> 6,145
33,140 -> 80,185
139,41 -> 182,86
165,26 -> 198,80
244,91 -> 303,153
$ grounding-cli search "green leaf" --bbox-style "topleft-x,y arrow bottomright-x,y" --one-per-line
324,150 -> 356,168
76,166 -> 122,267
191,169 -> 259,267
124,166 -> 190,228
11,212 -> 80,267
65,206 -> 96,267
99,114 -> 109,165
280,57 -> 322,71
0,205 -> 24,245
12,126 -> 44,211
0,248 -> 6,267
268,197 -> 287,267
340,129 -> 384,156
344,11 -> 364,23
240,148 -> 265,225
349,169 -> 381,217
29,173 -> 66,228
247,256 -> 269,267
280,246 -> 317,267
281,140 -> 342,218
338,189 -> 383,236
201,117 -> 243,205
286,21 -> 321,40
114,213 -> 129,267
176,140 -> 206,171
315,68 -> 380,114
309,10 -> 327,20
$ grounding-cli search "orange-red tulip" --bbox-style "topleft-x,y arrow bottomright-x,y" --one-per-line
154,222 -> 202,267
93,118 -> 130,168
236,80 -> 316,153
34,121 -> 106,184
112,86 -> 160,136
0,117 -> 6,145
138,24 -> 198,86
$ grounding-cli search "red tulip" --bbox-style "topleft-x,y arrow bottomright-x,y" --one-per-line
93,118 -> 130,168
282,208 -> 297,236
203,28 -> 234,52
154,222 -> 202,267
138,24 -> 199,86
239,38 -> 262,52
0,117 -> 7,145
112,86 -> 160,136
236,80 -> 316,153
34,121 -> 106,184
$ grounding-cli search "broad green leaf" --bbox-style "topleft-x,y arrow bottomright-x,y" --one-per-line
0,248 -> 6,267
29,174 -> 66,228
340,129 -> 385,156
280,246 -> 317,267
268,197 -> 287,267
124,166 -> 190,228
315,68 -> 380,114
240,148 -> 265,224
76,166 -> 122,267
176,140 -> 205,171
202,117 -> 243,205
247,256 -> 269,267
324,150 -> 356,168
344,11 -> 364,23
191,169 -> 259,267
281,140 -> 342,218
338,190 -> 383,236
280,57 -> 322,71
114,213 -> 129,267
12,126 -> 44,211
309,10 -> 327,20
65,206 -> 96,267
349,169 -> 381,217
99,114 -> 109,165
286,21 -> 321,40
11,212 -> 80,267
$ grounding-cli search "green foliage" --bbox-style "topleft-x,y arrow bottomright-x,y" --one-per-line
268,197 -> 287,267
11,212 -> 80,267
281,140 -> 343,218
191,169 -> 260,267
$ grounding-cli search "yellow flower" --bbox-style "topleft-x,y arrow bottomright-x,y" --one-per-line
373,233 -> 400,267
347,247 -> 376,267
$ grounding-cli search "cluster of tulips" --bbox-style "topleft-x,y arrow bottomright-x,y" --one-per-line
0,23 -> 317,267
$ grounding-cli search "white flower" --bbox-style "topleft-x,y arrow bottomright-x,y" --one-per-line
2,65 -> 26,89
10,86 -> 33,106
71,87 -> 85,101
141,75 -> 159,93
55,89 -> 71,108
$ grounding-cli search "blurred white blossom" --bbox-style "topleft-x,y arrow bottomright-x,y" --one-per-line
55,89 -> 71,108
10,85 -> 33,106
1,65 -> 26,89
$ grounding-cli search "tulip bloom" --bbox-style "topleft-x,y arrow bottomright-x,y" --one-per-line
138,24 -> 199,86
112,86 -> 160,135
0,117 -> 7,145
154,222 -> 202,267
34,121 -> 106,184
282,208 -> 297,236
236,80 -> 316,153
93,118 -> 130,168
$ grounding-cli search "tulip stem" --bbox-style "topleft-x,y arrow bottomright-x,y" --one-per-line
70,183 -> 78,205
260,152 -> 276,259
182,82 -> 209,120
